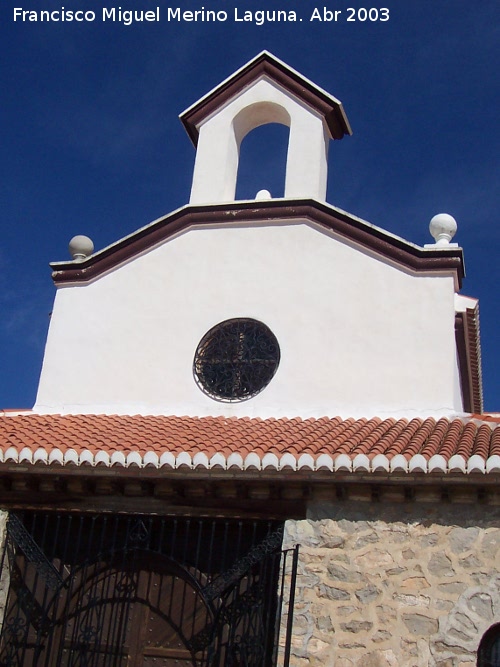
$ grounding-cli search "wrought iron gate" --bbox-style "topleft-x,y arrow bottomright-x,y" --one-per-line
0,513 -> 298,667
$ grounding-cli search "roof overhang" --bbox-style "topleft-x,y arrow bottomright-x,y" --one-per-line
1,413 -> 499,476
1,413 -> 498,514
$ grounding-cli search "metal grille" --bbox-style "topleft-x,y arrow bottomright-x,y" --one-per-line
193,319 -> 280,402
0,512 -> 297,667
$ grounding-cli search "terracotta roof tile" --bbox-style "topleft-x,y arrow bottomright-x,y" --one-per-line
491,429 -> 500,457
0,413 -> 499,474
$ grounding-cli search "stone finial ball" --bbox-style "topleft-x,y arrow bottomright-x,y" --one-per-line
429,213 -> 457,245
69,235 -> 94,261
255,189 -> 272,201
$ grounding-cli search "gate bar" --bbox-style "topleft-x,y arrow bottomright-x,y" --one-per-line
282,545 -> 299,667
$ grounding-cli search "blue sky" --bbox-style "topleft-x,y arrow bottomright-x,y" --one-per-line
1,0 -> 498,410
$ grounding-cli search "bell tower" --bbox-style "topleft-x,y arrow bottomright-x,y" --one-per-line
181,51 -> 352,204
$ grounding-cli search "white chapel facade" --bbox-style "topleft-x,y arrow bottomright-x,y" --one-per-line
36,52 -> 476,423
0,52 -> 499,667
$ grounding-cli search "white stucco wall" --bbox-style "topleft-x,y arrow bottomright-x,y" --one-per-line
35,220 -> 461,418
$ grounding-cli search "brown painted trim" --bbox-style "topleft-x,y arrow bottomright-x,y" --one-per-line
455,307 -> 483,414
180,52 -> 352,144
455,314 -> 471,412
466,307 -> 483,414
51,200 -> 465,287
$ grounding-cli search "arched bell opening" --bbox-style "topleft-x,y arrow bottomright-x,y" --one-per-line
233,101 -> 291,202
235,123 -> 290,201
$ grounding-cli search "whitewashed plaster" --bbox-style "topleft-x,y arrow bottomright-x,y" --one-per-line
189,77 -> 330,204
453,347 -> 464,412
35,220 -> 463,419
455,293 -> 479,314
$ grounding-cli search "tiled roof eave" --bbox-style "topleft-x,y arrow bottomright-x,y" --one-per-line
0,451 -> 499,477
1,413 -> 500,476
0,413 -> 500,478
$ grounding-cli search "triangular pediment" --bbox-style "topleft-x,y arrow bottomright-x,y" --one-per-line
180,51 -> 352,145
50,200 -> 464,287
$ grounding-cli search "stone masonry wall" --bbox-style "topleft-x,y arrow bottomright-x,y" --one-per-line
282,498 -> 500,667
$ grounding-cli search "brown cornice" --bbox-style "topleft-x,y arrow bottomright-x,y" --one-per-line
180,52 -> 352,144
455,305 -> 483,414
50,200 -> 465,287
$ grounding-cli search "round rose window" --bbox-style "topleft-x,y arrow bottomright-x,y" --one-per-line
193,318 -> 280,402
